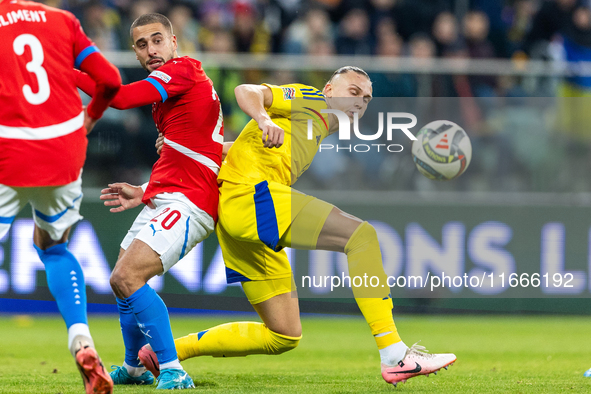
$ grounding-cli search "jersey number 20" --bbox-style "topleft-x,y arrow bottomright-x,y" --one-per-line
13,34 -> 50,105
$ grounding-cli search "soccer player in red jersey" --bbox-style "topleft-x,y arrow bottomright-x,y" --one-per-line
75,13 -> 223,389
0,1 -> 121,393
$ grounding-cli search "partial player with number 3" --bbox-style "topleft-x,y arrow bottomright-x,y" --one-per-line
75,13 -> 223,390
0,1 -> 122,394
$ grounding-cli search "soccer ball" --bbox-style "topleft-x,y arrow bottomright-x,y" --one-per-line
411,120 -> 472,180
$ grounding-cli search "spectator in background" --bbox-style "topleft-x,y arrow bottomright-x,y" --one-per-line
407,33 -> 436,97
374,16 -> 398,45
283,8 -> 334,54
168,5 -> 199,53
556,6 -> 591,152
303,37 -> 336,90
391,0 -> 451,41
232,0 -> 271,53
336,8 -> 373,55
128,0 -> 159,25
464,11 -> 496,58
82,1 -> 122,51
521,0 -> 580,58
202,30 -> 246,140
370,32 -> 415,97
368,0 -> 397,40
408,32 -> 436,59
198,2 -> 230,51
503,0 -> 536,55
377,31 -> 403,58
432,11 -> 463,56
561,6 -> 591,93
463,10 -> 498,97
309,36 -> 337,56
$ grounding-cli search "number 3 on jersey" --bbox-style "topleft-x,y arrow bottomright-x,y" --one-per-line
13,34 -> 50,105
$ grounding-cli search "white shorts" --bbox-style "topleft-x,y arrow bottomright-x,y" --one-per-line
121,192 -> 215,273
0,176 -> 83,241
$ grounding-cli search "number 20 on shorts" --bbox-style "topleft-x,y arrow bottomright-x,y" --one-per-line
150,208 -> 181,230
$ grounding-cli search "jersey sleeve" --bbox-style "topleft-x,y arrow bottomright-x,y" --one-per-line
75,69 -> 162,110
262,83 -> 324,118
261,84 -> 293,117
144,60 -> 202,103
65,12 -> 121,120
67,12 -> 100,69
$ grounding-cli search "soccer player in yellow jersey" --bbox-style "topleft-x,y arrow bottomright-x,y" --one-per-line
138,66 -> 456,386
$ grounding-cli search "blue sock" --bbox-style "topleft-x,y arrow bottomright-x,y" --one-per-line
116,297 -> 148,368
126,284 -> 177,364
34,242 -> 87,328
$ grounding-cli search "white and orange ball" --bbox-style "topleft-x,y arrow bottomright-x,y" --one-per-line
411,120 -> 472,180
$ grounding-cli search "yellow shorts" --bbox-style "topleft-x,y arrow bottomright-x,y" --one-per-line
242,276 -> 297,304
216,180 -> 334,302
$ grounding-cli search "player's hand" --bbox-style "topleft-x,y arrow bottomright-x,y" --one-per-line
83,106 -> 98,135
100,183 -> 144,213
259,119 -> 284,148
155,132 -> 164,155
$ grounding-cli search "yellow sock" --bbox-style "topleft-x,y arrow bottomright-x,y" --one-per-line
175,321 -> 301,361
345,222 -> 402,350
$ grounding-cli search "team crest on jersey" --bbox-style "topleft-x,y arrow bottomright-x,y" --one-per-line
149,70 -> 172,83
282,87 -> 295,100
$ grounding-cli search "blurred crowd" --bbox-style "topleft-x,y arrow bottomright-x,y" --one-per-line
49,0 -> 591,61
43,0 -> 591,193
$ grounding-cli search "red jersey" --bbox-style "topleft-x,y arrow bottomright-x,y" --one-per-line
75,56 -> 223,220
0,0 -> 119,187
143,57 -> 223,221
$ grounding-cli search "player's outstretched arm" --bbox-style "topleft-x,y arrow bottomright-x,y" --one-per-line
76,53 -> 121,133
100,183 -> 144,213
69,12 -> 121,133
235,84 -> 284,148
75,70 -> 162,111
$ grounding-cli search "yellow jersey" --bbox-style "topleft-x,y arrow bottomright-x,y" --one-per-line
218,83 -> 330,186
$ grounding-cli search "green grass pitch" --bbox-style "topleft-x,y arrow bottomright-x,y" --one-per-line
0,314 -> 590,393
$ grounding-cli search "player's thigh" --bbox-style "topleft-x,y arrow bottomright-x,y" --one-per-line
0,184 -> 26,240
217,220 -> 292,283
219,181 -> 309,251
248,283 -> 302,338
315,207 -> 364,253
217,182 -> 260,243
279,193 -> 336,251
122,199 -> 214,275
27,176 -> 83,242
113,238 -> 163,296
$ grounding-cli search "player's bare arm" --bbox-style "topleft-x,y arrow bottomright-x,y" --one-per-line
100,183 -> 144,213
234,84 -> 284,148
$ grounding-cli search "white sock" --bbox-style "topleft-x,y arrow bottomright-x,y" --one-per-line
379,341 -> 408,366
123,362 -> 147,377
160,359 -> 182,371
68,323 -> 92,351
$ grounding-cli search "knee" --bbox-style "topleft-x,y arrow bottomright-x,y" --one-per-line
110,265 -> 136,298
268,328 -> 301,355
109,268 -> 123,294
346,221 -> 378,252
359,222 -> 378,240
